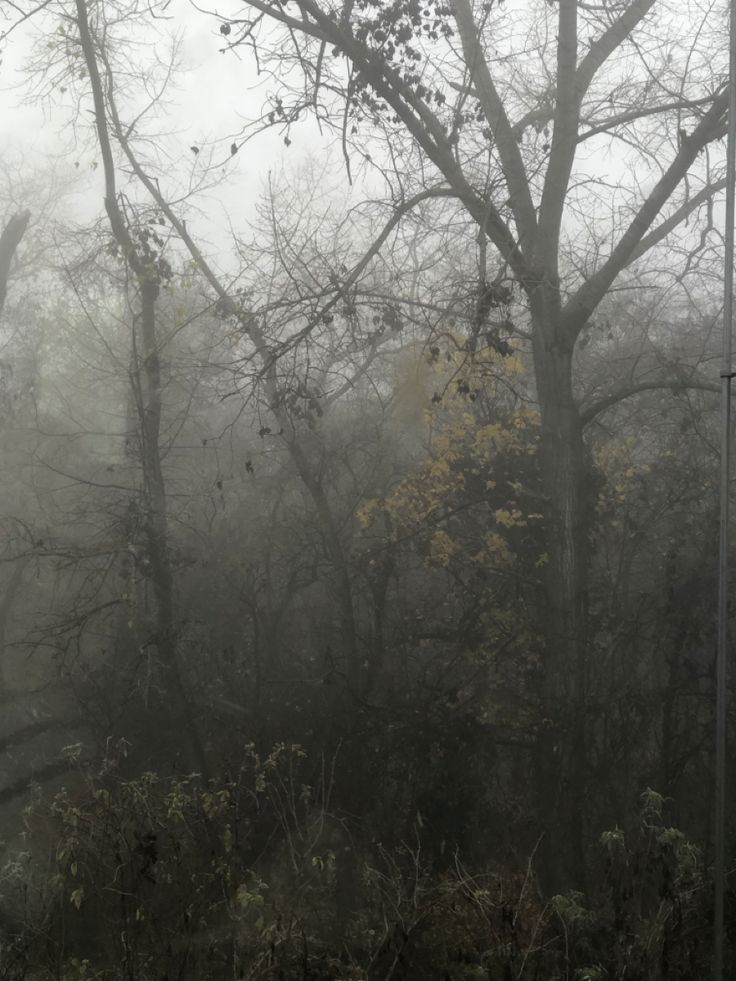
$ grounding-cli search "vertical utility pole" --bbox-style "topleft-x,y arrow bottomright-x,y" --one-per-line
715,0 -> 736,972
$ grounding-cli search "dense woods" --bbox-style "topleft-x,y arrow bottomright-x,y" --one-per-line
0,0 -> 733,976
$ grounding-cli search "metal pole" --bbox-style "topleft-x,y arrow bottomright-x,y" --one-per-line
715,0 -> 736,971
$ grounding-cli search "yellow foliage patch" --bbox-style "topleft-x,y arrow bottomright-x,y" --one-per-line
427,530 -> 458,567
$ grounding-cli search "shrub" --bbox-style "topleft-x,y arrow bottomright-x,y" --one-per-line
0,768 -> 714,981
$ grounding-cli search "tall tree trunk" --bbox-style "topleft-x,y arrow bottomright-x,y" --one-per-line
98,108 -> 362,696
0,557 -> 29,691
285,436 -> 359,689
0,211 -> 30,322
532,315 -> 589,890
76,0 -> 206,774
135,281 -> 207,773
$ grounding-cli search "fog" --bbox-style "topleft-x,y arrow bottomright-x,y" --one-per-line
0,0 -> 730,977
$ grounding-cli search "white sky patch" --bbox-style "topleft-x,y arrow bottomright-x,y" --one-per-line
0,2 -> 347,262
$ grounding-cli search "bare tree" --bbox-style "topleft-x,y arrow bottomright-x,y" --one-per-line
72,0 -> 208,773
208,0 -> 730,884
66,0 -> 465,696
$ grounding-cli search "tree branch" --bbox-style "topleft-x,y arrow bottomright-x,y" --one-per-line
510,0 -> 656,145
451,0 -> 537,252
575,0 -> 656,103
624,178 -> 727,268
577,92 -> 719,144
536,0 -> 578,273
580,374 -> 718,426
246,0 -> 527,278
272,186 -> 462,360
561,86 -> 728,337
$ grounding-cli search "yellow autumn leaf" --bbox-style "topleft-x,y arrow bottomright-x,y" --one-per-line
427,530 -> 457,567
494,508 -> 526,528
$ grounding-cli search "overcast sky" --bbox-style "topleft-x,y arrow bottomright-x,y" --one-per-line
0,1 -> 354,263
